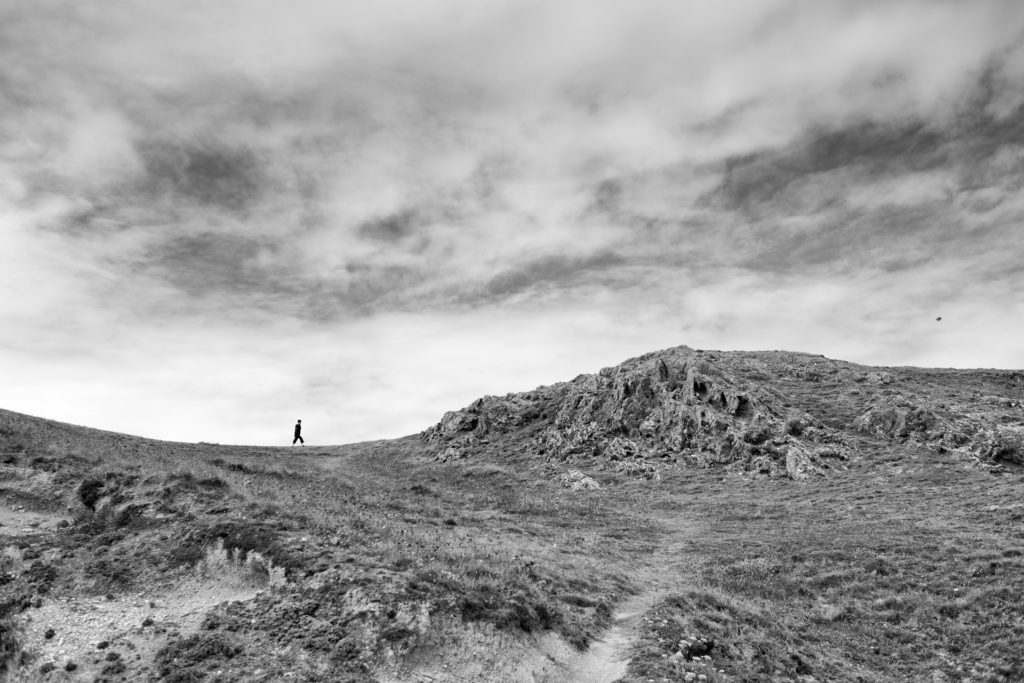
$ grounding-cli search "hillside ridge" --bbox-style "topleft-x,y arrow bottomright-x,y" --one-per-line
423,345 -> 1024,479
1,345 -> 1023,680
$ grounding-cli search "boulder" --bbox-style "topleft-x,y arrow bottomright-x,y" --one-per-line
855,400 -> 942,439
559,470 -> 600,491
784,443 -> 819,481
972,427 -> 1024,465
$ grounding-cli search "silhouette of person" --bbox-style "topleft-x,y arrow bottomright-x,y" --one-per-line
293,419 -> 304,446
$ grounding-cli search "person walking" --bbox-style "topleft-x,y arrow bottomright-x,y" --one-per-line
293,419 -> 304,446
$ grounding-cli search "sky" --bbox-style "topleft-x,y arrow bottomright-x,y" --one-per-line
2,0 -> 1024,445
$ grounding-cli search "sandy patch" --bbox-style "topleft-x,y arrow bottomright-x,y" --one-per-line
9,543 -> 284,681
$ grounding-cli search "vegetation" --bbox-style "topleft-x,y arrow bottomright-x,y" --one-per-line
622,453 -> 1024,682
0,350 -> 1022,680
0,410 -> 644,680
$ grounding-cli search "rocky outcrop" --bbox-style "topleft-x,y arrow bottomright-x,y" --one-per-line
423,345 -> 1023,478
422,346 -> 845,480
855,395 -> 1024,467
559,470 -> 601,491
973,427 -> 1024,465
855,399 -> 948,441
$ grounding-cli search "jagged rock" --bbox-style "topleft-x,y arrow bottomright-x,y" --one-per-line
435,410 -> 480,437
972,427 -> 1024,465
784,443 -> 820,481
789,367 -> 824,382
601,436 -> 656,461
784,417 -> 808,437
422,345 -> 1023,478
613,460 -> 661,480
559,470 -> 600,491
851,392 -> 1024,469
422,345 -> 842,479
855,400 -> 943,440
741,423 -> 774,445
434,445 -> 467,463
814,444 -> 849,461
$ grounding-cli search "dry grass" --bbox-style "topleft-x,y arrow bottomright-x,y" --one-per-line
2,396 -> 1023,681
0,410 -> 649,679
620,448 -> 1024,682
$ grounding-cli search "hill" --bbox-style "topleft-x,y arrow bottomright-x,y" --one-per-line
425,346 -> 1023,477
1,345 -> 1022,681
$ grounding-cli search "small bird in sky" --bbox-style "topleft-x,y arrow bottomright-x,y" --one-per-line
936,316 -> 942,321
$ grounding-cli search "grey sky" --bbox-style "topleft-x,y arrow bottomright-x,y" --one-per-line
2,0 -> 1023,444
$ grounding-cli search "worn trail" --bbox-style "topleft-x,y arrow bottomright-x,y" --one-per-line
557,589 -> 665,683
554,517 -> 705,683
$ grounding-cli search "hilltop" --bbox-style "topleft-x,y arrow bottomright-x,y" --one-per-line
425,346 -> 1023,477
0,345 -> 1022,682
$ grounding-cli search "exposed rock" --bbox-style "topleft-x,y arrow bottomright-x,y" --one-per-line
612,460 -> 661,480
972,427 -> 1024,465
434,445 -> 466,463
855,400 -> 943,440
784,443 -> 819,481
559,470 -> 600,491
422,345 -> 1024,478
434,410 -> 481,437
848,389 -> 1024,469
422,346 -> 839,479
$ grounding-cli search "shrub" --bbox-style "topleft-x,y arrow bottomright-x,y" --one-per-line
77,478 -> 106,510
0,616 -> 21,677
155,633 -> 242,679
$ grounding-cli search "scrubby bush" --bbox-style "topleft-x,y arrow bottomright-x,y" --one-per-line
155,633 -> 242,680
0,615 -> 21,677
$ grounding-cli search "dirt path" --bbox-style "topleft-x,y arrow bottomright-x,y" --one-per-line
551,514 -> 706,683
314,450 -> 707,683
555,588 -> 665,683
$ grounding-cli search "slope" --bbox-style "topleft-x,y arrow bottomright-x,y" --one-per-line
0,344 -> 1022,681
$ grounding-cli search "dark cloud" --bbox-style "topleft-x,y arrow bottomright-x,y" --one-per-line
152,233 -> 270,295
139,141 -> 265,213
483,251 -> 626,300
589,178 -> 624,215
705,120 -> 948,214
357,210 -> 420,243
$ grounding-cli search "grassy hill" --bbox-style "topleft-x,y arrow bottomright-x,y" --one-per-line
1,346 -> 1022,681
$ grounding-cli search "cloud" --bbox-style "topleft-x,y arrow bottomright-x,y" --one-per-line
2,1 -> 1023,442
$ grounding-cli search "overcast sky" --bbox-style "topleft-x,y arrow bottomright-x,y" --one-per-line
2,0 -> 1023,445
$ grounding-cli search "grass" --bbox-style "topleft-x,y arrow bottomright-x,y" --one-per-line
619,449 -> 1024,682
1,368 -> 1023,681
0,409 -> 652,680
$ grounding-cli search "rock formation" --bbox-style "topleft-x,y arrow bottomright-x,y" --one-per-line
423,345 -> 1023,480
423,346 -> 852,480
